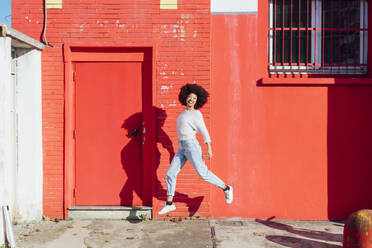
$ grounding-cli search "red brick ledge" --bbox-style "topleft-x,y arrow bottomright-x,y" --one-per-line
259,77 -> 372,86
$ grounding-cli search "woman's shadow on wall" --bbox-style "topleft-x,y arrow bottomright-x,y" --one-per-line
119,107 -> 203,216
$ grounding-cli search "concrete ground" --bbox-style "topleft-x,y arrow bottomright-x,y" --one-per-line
12,218 -> 344,248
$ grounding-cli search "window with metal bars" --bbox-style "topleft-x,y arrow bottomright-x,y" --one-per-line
269,0 -> 368,75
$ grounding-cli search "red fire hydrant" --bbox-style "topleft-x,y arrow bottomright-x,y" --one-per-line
343,209 -> 372,248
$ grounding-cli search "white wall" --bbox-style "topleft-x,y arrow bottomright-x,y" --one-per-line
14,48 -> 43,222
0,40 -> 43,246
0,36 -> 16,246
211,0 -> 257,13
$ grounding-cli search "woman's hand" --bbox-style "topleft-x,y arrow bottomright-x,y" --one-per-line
206,143 -> 212,160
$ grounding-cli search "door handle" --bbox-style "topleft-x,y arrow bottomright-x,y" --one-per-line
128,128 -> 138,137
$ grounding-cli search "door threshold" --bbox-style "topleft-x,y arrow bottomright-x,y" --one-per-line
68,206 -> 152,220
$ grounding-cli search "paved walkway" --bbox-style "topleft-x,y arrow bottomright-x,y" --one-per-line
12,218 -> 344,248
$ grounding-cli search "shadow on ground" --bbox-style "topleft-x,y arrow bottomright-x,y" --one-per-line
256,218 -> 343,248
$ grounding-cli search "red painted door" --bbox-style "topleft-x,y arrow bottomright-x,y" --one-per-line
75,61 -> 144,206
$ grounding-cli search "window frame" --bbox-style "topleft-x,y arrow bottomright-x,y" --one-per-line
268,0 -> 368,75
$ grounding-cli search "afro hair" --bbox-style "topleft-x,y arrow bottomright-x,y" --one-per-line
178,83 -> 209,109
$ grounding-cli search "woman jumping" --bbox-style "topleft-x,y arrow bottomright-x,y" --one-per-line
158,83 -> 233,215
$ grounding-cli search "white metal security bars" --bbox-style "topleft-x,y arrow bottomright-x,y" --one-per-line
268,0 -> 368,75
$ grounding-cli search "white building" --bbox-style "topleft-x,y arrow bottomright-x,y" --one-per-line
0,22 -> 44,245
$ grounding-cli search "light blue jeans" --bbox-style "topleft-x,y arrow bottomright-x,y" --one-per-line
166,138 -> 225,196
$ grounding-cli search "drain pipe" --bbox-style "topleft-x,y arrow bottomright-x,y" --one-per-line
2,206 -> 16,248
41,0 -> 52,46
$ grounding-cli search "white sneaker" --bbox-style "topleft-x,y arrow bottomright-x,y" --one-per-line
224,186 -> 233,204
158,203 -> 176,215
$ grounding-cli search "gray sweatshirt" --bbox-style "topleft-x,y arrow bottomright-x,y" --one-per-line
176,109 -> 211,143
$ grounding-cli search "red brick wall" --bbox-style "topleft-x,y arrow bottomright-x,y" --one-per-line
12,0 -> 211,219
